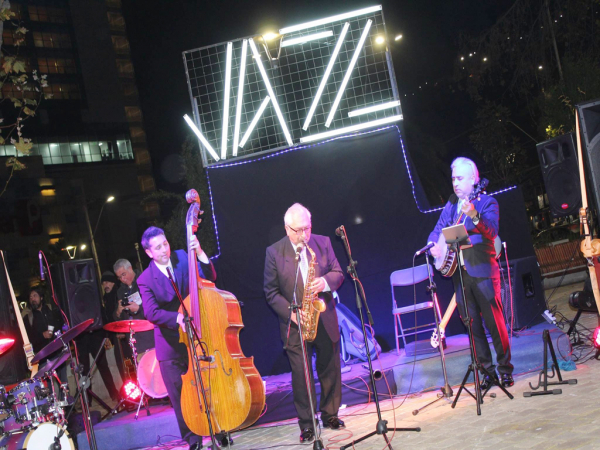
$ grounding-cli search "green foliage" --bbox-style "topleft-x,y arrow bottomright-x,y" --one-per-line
142,137 -> 218,256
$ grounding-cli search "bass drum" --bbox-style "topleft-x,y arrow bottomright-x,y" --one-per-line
0,422 -> 74,450
137,349 -> 167,398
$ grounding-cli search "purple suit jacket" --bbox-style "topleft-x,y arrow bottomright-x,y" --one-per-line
138,249 -> 217,361
264,234 -> 344,343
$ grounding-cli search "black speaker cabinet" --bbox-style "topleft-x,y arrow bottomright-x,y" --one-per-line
50,259 -> 103,330
499,256 -> 546,330
536,133 -> 581,217
577,99 -> 600,217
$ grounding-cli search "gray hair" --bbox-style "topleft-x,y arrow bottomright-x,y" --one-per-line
451,157 -> 480,184
113,259 -> 132,273
284,203 -> 311,226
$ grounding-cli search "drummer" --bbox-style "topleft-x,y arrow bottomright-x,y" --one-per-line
113,259 -> 155,355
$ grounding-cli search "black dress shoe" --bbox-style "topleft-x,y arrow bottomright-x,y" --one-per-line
323,417 -> 346,429
300,428 -> 315,443
480,372 -> 499,391
501,373 -> 514,387
189,443 -> 202,450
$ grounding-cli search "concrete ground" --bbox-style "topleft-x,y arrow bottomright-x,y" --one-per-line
140,280 -> 600,450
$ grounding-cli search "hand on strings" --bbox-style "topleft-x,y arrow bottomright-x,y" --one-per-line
461,200 -> 477,219
177,313 -> 185,331
190,235 -> 209,262
309,277 -> 326,294
429,242 -> 443,259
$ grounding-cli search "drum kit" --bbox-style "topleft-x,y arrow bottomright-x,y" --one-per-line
0,318 -> 166,449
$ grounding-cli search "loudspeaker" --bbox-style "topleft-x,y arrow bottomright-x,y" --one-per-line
499,256 -> 546,330
51,259 -> 103,331
536,133 -> 581,217
577,99 -> 600,216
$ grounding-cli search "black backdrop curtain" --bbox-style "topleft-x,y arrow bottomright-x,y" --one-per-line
206,127 -> 535,375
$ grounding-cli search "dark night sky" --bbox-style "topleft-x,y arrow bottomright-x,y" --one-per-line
120,0 -> 514,189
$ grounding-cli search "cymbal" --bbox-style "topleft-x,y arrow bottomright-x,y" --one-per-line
34,349 -> 70,379
0,338 -> 15,356
104,320 -> 154,333
31,319 -> 94,364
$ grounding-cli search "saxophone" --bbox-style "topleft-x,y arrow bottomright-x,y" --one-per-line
301,244 -> 327,342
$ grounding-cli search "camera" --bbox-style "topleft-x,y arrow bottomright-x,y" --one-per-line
120,294 -> 130,307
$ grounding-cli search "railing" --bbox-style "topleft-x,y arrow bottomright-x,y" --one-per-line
534,240 -> 587,277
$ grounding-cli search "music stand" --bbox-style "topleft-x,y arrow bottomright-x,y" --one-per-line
447,228 -> 513,415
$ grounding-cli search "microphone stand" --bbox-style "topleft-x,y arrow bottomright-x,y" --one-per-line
411,252 -> 453,415
166,268 -> 219,450
337,226 -> 420,450
288,244 -> 324,450
449,238 -> 513,415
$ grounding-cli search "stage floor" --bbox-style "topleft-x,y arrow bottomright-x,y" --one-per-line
77,282 -> 600,450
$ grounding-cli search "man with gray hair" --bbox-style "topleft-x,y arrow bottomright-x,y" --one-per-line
427,157 -> 513,391
113,258 -> 154,355
264,203 -> 345,443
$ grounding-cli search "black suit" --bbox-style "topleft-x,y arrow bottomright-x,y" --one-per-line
138,249 -> 216,445
264,234 -> 344,430
428,193 -> 513,376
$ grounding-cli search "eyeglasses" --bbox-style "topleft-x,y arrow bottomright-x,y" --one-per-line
287,225 -> 312,235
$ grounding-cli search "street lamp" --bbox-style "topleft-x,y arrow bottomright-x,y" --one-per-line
93,196 -> 115,237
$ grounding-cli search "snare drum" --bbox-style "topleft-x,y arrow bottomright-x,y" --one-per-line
3,379 -> 50,432
0,421 -> 75,450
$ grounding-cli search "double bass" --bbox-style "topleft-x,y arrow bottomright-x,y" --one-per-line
180,189 -> 265,436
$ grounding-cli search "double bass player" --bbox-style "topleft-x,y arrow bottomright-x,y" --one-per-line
138,226 -> 216,450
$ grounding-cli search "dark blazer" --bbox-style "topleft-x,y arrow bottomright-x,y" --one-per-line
264,234 -> 344,343
427,193 -> 499,278
137,249 -> 217,361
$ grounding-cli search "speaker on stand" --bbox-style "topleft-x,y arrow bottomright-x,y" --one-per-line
50,258 -> 104,330
577,98 -> 600,221
536,133 -> 581,218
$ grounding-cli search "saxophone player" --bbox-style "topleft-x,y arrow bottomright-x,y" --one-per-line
264,203 -> 345,443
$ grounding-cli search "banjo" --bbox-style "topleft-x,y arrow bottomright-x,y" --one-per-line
433,178 -> 489,277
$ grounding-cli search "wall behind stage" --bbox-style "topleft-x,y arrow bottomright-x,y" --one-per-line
206,126 -> 535,376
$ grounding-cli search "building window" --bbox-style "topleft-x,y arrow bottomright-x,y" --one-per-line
116,59 -> 134,78
37,58 -> 77,74
28,6 -> 68,24
121,82 -> 138,98
43,84 -> 81,100
1,82 -> 37,100
111,35 -> 130,54
129,127 -> 146,143
125,106 -> 142,123
107,12 -> 126,31
138,175 -> 155,193
33,32 -> 72,49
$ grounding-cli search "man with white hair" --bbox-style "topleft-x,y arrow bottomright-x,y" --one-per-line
428,157 -> 514,390
264,203 -> 345,443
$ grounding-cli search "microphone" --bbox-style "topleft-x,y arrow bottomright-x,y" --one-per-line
38,251 -> 45,281
198,354 -> 215,363
415,242 -> 435,256
295,244 -> 303,262
335,225 -> 345,236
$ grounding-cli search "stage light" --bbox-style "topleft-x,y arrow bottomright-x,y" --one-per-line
300,114 -> 403,143
348,100 -> 401,117
281,30 -> 333,47
232,39 -> 248,155
122,380 -> 142,401
262,33 -> 279,41
593,327 -> 600,348
184,114 -> 220,161
279,5 -> 381,34
239,96 -> 271,148
395,34 -> 403,41
221,42 -> 233,159
325,19 -> 372,128
302,22 -> 350,131
375,35 -> 385,44
248,39 -> 293,146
